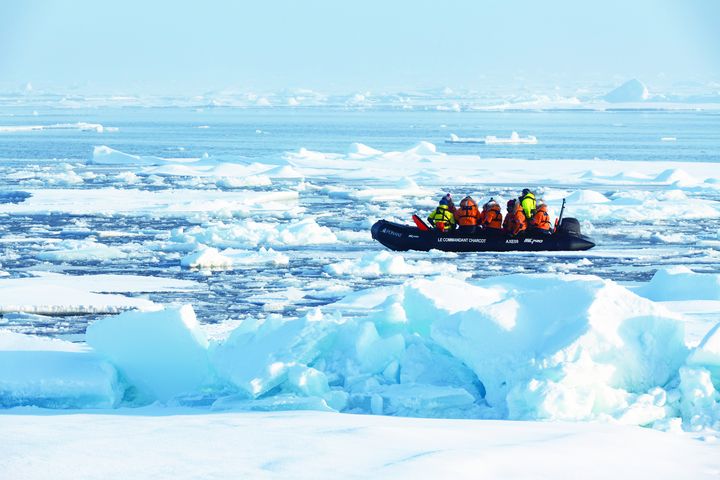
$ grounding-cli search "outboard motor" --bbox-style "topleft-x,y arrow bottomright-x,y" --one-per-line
557,217 -> 582,236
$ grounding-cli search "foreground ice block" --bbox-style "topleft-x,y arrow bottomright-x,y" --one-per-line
0,331 -> 121,408
210,310 -> 332,398
398,275 -> 688,420
86,305 -> 211,403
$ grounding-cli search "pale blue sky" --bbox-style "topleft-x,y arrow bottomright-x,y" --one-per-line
1,0 -> 718,93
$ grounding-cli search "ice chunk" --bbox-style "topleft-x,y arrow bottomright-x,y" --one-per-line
325,251 -> 456,277
171,217 -> 336,249
686,322 -> 720,381
354,322 -> 405,373
86,305 -> 211,403
399,275 -> 687,419
210,311 -> 333,398
406,141 -> 438,156
36,238 -> 128,262
181,246 -> 289,270
564,189 -> 611,204
483,132 -> 538,145
654,168 -> 697,186
678,367 -> 720,431
363,384 -> 477,418
180,247 -> 234,269
347,143 -> 383,157
635,266 -> 720,301
0,331 -> 121,408
92,145 -> 200,165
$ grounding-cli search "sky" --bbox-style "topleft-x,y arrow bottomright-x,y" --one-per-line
0,0 -> 718,94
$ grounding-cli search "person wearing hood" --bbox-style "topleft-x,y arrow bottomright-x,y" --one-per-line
530,203 -> 552,234
503,199 -> 527,236
479,198 -> 503,230
519,188 -> 537,219
427,195 -> 456,232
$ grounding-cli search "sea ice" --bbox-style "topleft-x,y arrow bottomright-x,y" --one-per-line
0,331 -> 121,408
86,305 -> 211,403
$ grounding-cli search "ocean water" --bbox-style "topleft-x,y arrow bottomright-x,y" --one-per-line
1,107 -> 719,337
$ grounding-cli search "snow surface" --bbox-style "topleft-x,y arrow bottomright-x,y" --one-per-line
1,410 -> 718,480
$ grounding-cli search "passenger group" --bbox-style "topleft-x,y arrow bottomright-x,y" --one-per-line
427,188 -> 553,235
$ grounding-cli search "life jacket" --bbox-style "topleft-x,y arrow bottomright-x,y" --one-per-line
455,197 -> 479,226
482,204 -> 503,229
428,204 -> 455,232
505,208 -> 527,236
531,206 -> 551,231
519,191 -> 536,219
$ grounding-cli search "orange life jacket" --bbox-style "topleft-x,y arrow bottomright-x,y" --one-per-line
482,205 -> 503,229
455,198 -> 479,226
505,208 -> 527,236
531,206 -> 551,230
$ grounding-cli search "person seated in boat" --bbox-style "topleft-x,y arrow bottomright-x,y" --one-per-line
455,196 -> 480,230
529,203 -> 552,234
519,188 -> 537,219
427,196 -> 456,232
503,199 -> 527,236
441,192 -> 456,214
502,199 -> 515,232
479,198 -> 503,231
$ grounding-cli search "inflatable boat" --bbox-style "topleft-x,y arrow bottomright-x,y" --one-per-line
371,217 -> 595,252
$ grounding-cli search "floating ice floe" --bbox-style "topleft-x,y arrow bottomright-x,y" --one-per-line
324,251 -> 457,278
0,188 -> 299,217
0,122 -> 108,133
564,189 -> 611,204
180,246 -> 289,270
92,145 -> 200,166
328,177 -> 431,203
37,238 -> 131,262
446,132 -> 538,145
171,217 -> 337,249
0,272 -> 199,315
635,266 -> 720,302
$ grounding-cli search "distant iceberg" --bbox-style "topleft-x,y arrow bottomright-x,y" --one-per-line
446,132 -> 538,145
604,79 -> 650,103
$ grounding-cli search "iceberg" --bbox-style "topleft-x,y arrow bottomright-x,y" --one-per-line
604,79 -> 650,103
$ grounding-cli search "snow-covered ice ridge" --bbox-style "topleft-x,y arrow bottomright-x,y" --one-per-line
2,270 -> 720,436
2,79 -> 720,110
